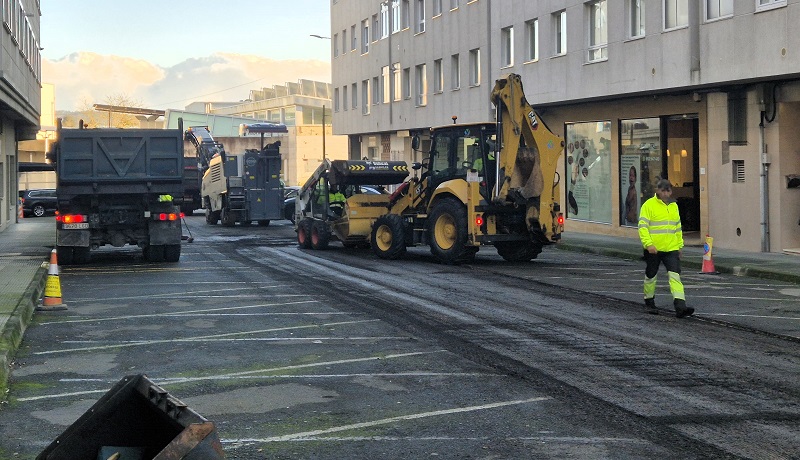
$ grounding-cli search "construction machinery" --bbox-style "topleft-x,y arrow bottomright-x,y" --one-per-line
48,119 -> 185,264
186,124 -> 287,226
295,73 -> 564,263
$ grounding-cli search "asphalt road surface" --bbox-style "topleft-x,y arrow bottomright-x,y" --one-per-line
1,215 -> 797,459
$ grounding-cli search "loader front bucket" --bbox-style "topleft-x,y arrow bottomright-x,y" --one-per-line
37,374 -> 225,460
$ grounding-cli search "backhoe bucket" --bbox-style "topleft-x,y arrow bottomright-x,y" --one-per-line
37,374 -> 225,460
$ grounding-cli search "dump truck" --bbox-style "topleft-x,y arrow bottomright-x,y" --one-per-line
187,124 -> 287,226
295,73 -> 564,263
48,119 -> 185,264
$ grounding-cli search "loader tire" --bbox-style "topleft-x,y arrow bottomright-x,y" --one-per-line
221,208 -> 236,227
297,218 -> 313,249
311,220 -> 331,250
428,197 -> 469,264
205,208 -> 220,225
371,214 -> 407,260
495,241 -> 542,262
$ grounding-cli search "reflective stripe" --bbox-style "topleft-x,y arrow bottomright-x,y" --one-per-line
649,228 -> 680,234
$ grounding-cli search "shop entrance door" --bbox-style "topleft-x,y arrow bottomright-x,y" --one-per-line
663,116 -> 700,233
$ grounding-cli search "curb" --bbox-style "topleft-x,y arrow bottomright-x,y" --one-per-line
0,264 -> 48,401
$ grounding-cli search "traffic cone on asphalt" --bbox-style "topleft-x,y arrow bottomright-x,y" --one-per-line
699,234 -> 719,275
37,248 -> 67,311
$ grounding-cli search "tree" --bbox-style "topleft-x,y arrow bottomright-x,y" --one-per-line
76,92 -> 145,128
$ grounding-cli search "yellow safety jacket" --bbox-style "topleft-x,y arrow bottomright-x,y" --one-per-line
638,194 -> 683,252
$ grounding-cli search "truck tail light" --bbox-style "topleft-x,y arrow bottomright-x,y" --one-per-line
475,215 -> 484,227
58,214 -> 87,224
157,213 -> 179,221
557,213 -> 565,226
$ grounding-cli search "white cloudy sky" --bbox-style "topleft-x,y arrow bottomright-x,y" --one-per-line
40,0 -> 332,111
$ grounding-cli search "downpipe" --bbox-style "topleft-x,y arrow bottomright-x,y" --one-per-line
759,110 -> 770,252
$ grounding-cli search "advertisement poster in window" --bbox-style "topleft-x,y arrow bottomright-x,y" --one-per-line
565,122 -> 612,223
621,155 -> 641,226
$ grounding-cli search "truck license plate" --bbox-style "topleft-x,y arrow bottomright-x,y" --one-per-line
62,223 -> 89,229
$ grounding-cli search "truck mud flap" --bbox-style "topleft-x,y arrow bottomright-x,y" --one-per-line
56,229 -> 90,247
149,220 -> 182,246
37,374 -> 225,460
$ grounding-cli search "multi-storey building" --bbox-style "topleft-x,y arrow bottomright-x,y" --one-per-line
0,0 -> 41,230
331,0 -> 800,253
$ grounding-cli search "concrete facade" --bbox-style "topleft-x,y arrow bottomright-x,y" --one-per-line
331,0 -> 800,253
0,0 -> 41,231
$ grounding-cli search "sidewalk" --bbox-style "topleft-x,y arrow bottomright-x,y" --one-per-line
0,218 -> 54,397
557,231 -> 800,284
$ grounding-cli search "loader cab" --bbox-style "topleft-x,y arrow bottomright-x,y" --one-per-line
427,123 -> 496,199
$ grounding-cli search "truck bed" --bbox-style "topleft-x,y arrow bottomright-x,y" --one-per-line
55,128 -> 184,198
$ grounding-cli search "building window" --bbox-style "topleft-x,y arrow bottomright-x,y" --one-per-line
628,0 -> 645,38
415,63 -> 427,106
554,10 -> 567,56
565,121 -> 613,224
451,53 -> 460,89
450,0 -> 458,10
706,0 -> 733,20
333,33 -> 339,57
343,86 -> 348,111
352,83 -> 358,109
372,14 -> 379,41
361,19 -> 370,54
756,0 -> 786,12
334,88 -> 340,112
469,48 -> 480,86
402,0 -> 410,29
664,0 -> 688,30
500,26 -> 514,68
525,19 -> 538,62
415,0 -> 426,33
362,80 -> 370,114
372,76 -> 380,105
433,0 -> 442,16
382,65 -> 390,103
620,118 -> 661,226
381,3 -> 389,38
403,67 -> 411,99
588,1 -> 607,62
433,58 -> 443,93
392,0 -> 401,33
393,63 -> 402,101
351,25 -> 357,51
728,91 -> 748,146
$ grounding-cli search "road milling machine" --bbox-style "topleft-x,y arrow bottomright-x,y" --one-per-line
294,73 -> 564,263
186,124 -> 287,226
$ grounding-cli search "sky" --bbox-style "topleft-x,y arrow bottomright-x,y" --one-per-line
40,0 -> 332,111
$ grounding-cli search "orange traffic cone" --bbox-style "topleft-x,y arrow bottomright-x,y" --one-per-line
37,248 -> 68,311
699,234 -> 719,275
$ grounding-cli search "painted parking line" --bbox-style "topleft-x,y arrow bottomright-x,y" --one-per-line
37,300 -> 323,325
17,351 -> 448,402
223,397 -> 551,445
67,287 -> 306,302
60,372 -> 503,385
33,319 -> 382,355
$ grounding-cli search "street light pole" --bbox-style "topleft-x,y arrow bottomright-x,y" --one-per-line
322,105 -> 326,161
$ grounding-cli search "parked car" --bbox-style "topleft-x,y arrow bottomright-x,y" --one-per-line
283,185 -> 386,224
20,189 -> 58,217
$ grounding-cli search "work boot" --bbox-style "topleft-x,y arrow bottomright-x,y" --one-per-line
644,298 -> 659,315
674,299 -> 694,318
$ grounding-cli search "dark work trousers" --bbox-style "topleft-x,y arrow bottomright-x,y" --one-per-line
643,250 -> 685,301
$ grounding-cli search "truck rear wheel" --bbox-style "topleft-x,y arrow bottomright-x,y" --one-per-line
495,241 -> 542,262
56,246 -> 74,266
205,208 -> 220,225
371,214 -> 407,260
164,244 -> 181,262
428,197 -> 469,264
73,247 -> 90,264
297,218 -> 313,249
311,220 -> 331,250
144,245 -> 165,262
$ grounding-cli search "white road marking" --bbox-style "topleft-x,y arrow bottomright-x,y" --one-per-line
224,435 -> 648,445
69,288 -> 308,302
37,300 -> 322,325
224,397 -> 551,445
702,313 -> 800,320
17,351 -> 447,402
33,319 -> 381,355
62,336 -> 410,344
59,372 -> 502,384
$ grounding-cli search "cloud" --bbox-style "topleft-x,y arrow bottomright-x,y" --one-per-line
43,52 -> 331,111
